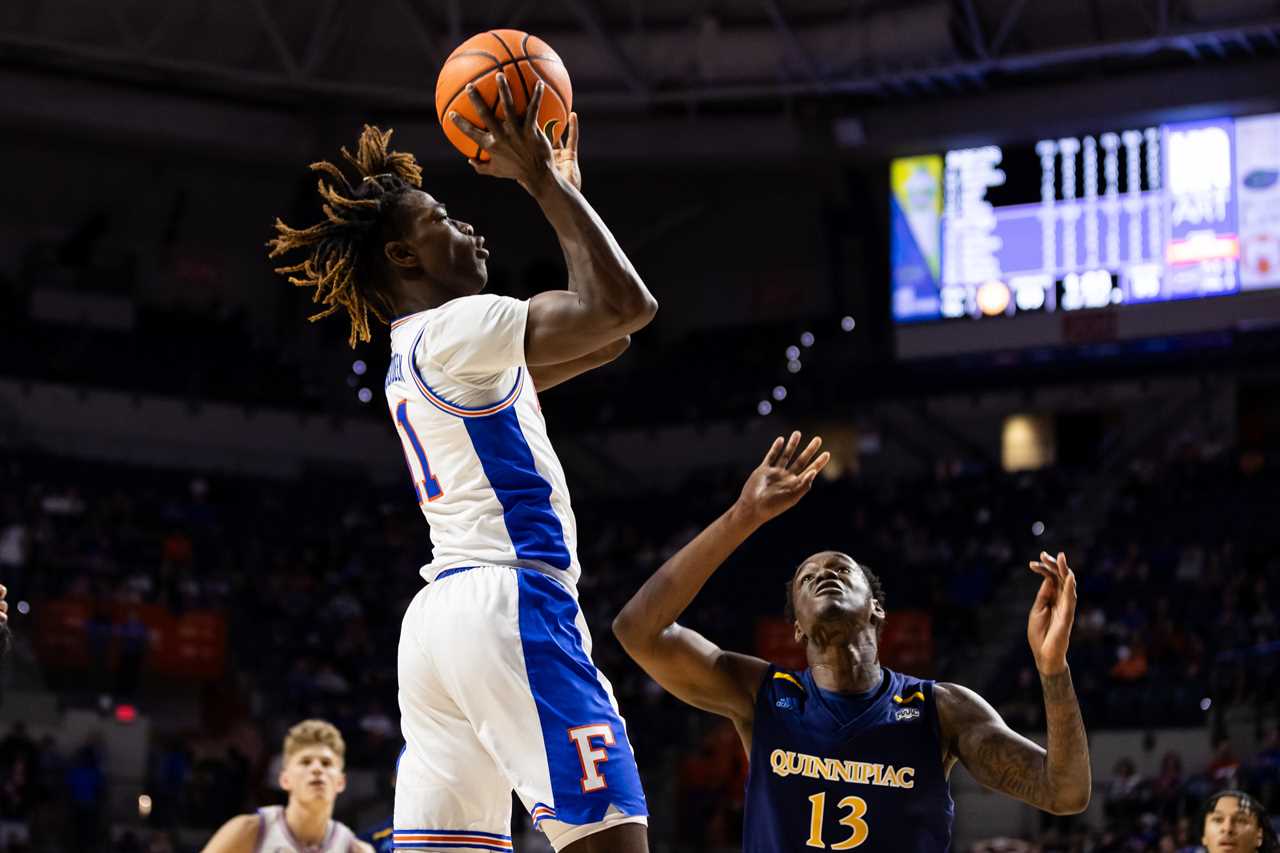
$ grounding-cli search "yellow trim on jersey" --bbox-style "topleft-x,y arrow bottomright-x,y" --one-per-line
774,672 -> 806,692
893,691 -> 925,704
372,827 -> 393,840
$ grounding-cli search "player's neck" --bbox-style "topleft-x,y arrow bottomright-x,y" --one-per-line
388,277 -> 459,315
805,626 -> 881,694
284,797 -> 333,845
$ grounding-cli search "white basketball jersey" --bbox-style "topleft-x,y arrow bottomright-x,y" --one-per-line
383,294 -> 581,586
254,805 -> 358,853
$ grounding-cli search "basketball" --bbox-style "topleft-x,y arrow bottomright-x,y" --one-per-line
435,29 -> 573,161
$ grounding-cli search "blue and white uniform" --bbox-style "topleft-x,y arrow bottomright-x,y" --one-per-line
385,294 -> 646,852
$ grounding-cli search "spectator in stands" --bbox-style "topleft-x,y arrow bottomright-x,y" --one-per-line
1106,757 -> 1148,830
1209,738 -> 1243,790
65,743 -> 105,849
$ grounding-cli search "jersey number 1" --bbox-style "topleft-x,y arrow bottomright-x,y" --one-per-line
806,792 -> 869,849
395,400 -> 444,503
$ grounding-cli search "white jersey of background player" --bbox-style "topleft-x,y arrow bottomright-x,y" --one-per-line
267,77 -> 658,852
201,720 -> 373,853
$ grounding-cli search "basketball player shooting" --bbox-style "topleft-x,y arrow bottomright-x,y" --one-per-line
614,432 -> 1092,852
201,720 -> 373,853
267,72 -> 656,852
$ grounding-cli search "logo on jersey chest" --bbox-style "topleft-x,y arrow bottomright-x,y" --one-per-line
895,707 -> 921,722
776,697 -> 799,711
770,749 -> 916,789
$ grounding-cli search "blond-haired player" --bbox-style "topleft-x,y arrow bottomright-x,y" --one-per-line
201,720 -> 374,853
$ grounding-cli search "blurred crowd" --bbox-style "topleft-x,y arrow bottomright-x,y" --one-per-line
0,433 -> 1278,850
989,446 -> 1280,731
0,443 -> 1064,847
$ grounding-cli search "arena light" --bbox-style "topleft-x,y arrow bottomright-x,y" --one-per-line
1031,521 -> 1045,537
115,704 -> 138,724
352,360 -> 367,376
772,386 -> 787,401
840,316 -> 856,332
357,388 -> 373,404
800,332 -> 815,347
15,601 -> 28,615
786,345 -> 800,360
757,400 -> 773,416
787,359 -> 802,374
138,794 -> 153,818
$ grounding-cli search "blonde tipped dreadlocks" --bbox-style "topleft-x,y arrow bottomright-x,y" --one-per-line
267,125 -> 424,347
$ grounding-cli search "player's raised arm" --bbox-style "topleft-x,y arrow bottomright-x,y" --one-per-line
450,74 -> 657,367
613,433 -> 830,726
936,552 -> 1091,815
200,814 -> 260,853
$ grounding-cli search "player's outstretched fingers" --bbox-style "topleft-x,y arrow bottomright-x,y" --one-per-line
1041,551 -> 1067,583
763,436 -> 785,467
790,436 -> 823,473
802,451 -> 832,483
779,431 -> 802,468
525,80 -> 545,136
567,112 -> 579,154
494,72 -> 519,135
464,84 -> 500,135
450,111 -> 495,150
1028,560 -> 1055,582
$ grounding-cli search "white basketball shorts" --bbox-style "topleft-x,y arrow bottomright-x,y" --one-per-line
392,565 -> 648,852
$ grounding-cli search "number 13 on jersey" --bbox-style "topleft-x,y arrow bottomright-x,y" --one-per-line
394,400 -> 444,503
807,792 -> 869,849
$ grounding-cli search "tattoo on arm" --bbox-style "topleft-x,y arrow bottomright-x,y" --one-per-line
942,673 -> 1091,815
1039,669 -> 1091,812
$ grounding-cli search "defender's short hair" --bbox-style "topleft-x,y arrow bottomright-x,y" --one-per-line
283,719 -> 347,766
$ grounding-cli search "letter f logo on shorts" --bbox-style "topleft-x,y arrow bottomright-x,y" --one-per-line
568,723 -> 616,793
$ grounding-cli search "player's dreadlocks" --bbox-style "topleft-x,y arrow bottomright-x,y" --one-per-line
267,125 -> 424,347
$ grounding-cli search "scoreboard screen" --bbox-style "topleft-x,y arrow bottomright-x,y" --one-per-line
890,112 -> 1280,324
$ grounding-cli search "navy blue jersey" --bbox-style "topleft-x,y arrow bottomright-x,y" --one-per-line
358,815 -> 393,853
744,665 -> 955,852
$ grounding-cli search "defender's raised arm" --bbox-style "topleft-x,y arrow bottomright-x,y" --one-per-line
613,433 -> 829,728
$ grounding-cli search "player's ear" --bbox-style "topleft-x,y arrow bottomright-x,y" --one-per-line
384,240 -> 418,269
335,771 -> 347,795
871,597 -> 886,622
278,764 -> 291,792
793,622 -> 805,645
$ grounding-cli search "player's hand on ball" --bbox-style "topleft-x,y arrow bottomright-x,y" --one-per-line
552,112 -> 581,191
450,72 -> 554,191
1026,551 -> 1077,675
735,432 -> 830,528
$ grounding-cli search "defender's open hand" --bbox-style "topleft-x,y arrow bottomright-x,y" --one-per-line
734,432 -> 830,529
1026,551 -> 1078,675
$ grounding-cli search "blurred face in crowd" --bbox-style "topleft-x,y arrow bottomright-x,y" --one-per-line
279,744 -> 346,809
1202,796 -> 1264,853
791,551 -> 884,644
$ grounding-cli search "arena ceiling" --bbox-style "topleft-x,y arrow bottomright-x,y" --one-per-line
1,0 -> 1279,113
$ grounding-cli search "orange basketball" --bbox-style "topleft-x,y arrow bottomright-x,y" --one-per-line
435,30 -> 573,161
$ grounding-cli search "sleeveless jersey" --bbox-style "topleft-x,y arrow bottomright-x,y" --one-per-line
254,805 -> 359,853
744,666 -> 955,853
384,294 -> 581,586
